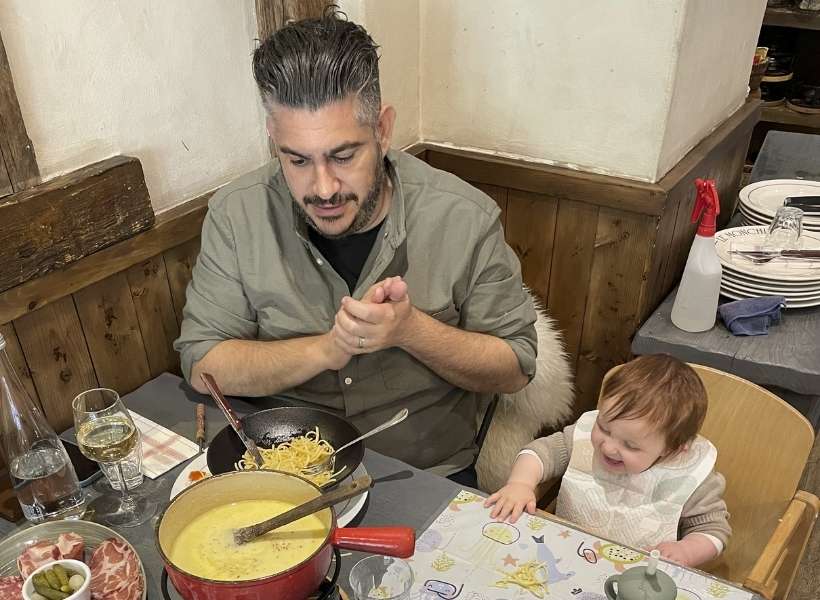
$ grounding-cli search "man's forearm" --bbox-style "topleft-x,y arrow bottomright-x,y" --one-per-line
189,333 -> 341,396
399,309 -> 529,394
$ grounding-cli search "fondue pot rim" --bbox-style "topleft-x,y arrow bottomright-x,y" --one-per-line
154,469 -> 336,585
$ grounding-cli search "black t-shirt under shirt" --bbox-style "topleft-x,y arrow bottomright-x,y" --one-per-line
309,223 -> 383,292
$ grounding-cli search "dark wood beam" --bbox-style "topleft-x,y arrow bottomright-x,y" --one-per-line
0,156 -> 155,294
255,0 -> 333,41
0,191 -> 209,324
0,29 -> 39,196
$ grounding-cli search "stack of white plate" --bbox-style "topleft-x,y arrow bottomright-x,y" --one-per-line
715,226 -> 820,308
737,179 -> 820,232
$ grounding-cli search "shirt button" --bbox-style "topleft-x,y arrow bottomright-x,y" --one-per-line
316,258 -> 323,265
344,377 -> 353,385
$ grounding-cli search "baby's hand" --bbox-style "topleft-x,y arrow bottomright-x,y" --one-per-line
653,540 -> 695,567
483,482 -> 536,523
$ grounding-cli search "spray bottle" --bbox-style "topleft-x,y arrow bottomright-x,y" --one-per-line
671,179 -> 722,332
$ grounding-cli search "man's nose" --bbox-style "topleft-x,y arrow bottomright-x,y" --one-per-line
313,163 -> 340,199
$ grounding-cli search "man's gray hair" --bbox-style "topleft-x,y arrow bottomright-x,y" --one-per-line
252,12 -> 381,126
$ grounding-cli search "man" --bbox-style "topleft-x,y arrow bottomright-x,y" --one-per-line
174,13 -> 536,482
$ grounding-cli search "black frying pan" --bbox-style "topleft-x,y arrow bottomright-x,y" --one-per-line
206,406 -> 364,489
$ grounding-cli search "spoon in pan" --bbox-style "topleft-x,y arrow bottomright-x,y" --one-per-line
303,408 -> 409,478
199,372 -> 264,468
233,474 -> 372,545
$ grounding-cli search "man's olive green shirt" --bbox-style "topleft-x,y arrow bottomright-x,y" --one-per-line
174,150 -> 537,475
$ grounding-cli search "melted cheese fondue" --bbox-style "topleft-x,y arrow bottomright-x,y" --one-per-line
168,499 -> 327,581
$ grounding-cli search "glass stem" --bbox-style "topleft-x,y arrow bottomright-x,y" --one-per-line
115,461 -> 136,512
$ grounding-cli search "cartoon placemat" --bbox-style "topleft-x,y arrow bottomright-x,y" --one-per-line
407,490 -> 754,600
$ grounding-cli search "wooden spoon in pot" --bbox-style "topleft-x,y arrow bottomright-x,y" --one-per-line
233,474 -> 373,545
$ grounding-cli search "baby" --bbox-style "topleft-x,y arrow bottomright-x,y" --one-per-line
485,354 -> 730,567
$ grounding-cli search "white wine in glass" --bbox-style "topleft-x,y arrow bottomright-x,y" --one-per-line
72,389 -> 155,527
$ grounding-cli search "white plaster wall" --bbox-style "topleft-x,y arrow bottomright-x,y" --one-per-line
340,0 -> 420,149
419,0 -> 765,182
0,1 -> 269,212
420,0 -> 684,181
656,0 -> 767,180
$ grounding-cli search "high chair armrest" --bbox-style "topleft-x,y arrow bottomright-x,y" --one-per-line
744,490 -> 820,600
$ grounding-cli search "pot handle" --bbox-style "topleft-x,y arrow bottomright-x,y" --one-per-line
331,527 -> 415,558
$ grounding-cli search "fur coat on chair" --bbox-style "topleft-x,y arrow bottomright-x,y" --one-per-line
475,293 -> 575,493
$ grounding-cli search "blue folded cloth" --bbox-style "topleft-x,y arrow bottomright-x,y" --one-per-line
718,296 -> 786,336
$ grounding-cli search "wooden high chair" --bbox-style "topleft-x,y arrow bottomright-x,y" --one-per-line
598,363 -> 819,600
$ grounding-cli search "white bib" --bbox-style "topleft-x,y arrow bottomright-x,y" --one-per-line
555,410 -> 716,549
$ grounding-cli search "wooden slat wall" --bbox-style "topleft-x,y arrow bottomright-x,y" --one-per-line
1,243 -> 200,434
426,100 -> 760,415
0,240 -> 200,520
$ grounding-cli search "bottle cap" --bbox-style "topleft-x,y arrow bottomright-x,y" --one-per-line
691,178 -> 720,237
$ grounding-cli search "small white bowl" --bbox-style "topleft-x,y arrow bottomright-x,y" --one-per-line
23,559 -> 91,600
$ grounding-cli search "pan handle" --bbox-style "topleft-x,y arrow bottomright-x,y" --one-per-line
331,527 -> 415,558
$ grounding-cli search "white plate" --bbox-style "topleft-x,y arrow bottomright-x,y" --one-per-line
740,179 -> 820,218
0,520 -> 147,600
721,264 -> 820,290
721,285 -> 820,308
738,196 -> 820,223
721,276 -> 820,300
715,226 -> 820,282
722,271 -> 820,294
170,454 -> 369,528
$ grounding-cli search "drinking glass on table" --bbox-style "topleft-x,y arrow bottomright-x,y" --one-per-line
72,388 -> 156,527
349,555 -> 414,600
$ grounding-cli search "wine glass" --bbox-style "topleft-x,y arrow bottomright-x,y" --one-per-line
72,388 -> 156,527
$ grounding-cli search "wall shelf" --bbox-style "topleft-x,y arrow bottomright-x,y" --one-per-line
760,104 -> 820,131
764,7 -> 820,31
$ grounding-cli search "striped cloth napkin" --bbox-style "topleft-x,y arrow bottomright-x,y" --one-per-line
130,411 -> 199,479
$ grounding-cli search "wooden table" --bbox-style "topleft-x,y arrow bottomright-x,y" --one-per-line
632,130 -> 820,427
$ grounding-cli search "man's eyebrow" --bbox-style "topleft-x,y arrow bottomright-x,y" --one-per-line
278,141 -> 364,161
327,141 -> 364,155
278,146 -> 309,160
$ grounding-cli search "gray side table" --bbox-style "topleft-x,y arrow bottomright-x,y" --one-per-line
632,131 -> 820,428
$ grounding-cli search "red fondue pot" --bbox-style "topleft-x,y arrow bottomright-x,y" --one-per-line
156,470 -> 415,600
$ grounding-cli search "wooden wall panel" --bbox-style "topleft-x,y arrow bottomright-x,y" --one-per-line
473,182 -> 509,230
574,209 -> 658,413
125,256 -> 180,377
504,189 -> 558,304
546,200 -> 600,362
14,296 -> 99,432
74,274 -> 151,395
164,238 -> 201,325
0,321 -> 40,406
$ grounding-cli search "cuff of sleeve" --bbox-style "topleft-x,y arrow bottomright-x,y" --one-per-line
179,339 -> 222,382
691,532 -> 724,555
505,337 -> 537,381
516,449 -> 545,481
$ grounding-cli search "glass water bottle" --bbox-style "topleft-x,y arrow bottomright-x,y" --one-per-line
0,333 -> 85,522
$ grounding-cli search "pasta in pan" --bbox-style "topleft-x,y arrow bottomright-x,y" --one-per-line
236,427 -> 342,486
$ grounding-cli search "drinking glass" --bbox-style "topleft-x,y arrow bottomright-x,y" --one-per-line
765,206 -> 803,250
349,555 -> 414,600
72,388 -> 156,527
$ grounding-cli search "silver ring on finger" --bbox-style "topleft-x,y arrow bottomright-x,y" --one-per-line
357,336 -> 365,349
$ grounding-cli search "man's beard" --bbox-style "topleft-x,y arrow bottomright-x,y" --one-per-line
296,153 -> 386,239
